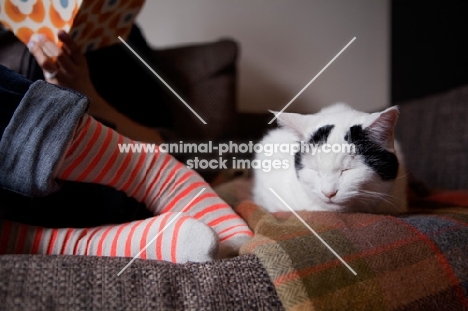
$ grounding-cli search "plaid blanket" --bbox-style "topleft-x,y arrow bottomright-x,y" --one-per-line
235,192 -> 468,311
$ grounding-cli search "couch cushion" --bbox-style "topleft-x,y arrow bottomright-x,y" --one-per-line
152,39 -> 239,143
395,84 -> 468,190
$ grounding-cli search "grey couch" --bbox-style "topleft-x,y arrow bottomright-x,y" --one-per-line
1,26 -> 468,310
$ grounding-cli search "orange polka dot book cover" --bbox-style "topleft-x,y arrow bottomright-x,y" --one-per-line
0,0 -> 145,53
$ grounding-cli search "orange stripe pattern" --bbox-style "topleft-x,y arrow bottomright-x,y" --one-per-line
0,114 -> 252,262
57,115 -> 253,251
0,214 -> 216,262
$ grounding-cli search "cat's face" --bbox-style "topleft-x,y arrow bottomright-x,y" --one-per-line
277,103 -> 400,212
297,137 -> 395,212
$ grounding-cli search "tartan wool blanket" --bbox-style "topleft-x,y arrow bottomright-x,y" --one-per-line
235,193 -> 468,311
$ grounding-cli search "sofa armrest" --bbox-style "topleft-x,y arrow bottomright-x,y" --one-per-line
0,254 -> 283,310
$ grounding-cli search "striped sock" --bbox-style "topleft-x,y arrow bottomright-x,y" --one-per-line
0,213 -> 218,263
56,114 -> 253,257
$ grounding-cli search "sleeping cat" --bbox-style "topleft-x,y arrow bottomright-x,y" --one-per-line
252,103 -> 407,214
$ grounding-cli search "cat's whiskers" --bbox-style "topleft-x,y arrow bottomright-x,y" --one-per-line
330,192 -> 371,212
361,189 -> 406,204
358,190 -> 400,211
366,173 -> 407,188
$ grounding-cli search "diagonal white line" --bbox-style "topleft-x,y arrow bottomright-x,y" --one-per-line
117,187 -> 207,276
118,36 -> 207,125
268,188 -> 357,275
268,37 -> 356,124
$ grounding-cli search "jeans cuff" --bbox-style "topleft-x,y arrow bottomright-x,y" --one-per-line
0,81 -> 89,197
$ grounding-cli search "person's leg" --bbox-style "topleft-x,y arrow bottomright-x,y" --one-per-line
0,67 -> 89,197
0,65 -> 151,228
0,67 -> 251,259
56,114 -> 253,257
0,213 -> 218,263
0,64 -> 35,219
0,64 -> 33,139
0,70 -> 219,262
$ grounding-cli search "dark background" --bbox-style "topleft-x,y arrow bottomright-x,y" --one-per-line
391,0 -> 468,102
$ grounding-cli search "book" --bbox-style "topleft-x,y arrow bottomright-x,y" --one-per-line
0,0 -> 145,53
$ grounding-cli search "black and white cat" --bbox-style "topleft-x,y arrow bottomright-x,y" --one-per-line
252,103 -> 407,214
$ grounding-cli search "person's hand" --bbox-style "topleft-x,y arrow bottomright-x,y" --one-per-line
27,30 -> 99,100
27,30 -> 164,145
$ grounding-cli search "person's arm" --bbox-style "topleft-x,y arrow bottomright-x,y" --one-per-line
27,30 -> 163,144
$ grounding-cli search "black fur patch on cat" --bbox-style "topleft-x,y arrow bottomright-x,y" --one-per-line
345,125 -> 398,180
309,125 -> 335,145
295,125 -> 334,176
294,149 -> 303,172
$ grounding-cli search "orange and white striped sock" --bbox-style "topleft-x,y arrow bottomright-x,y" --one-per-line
0,213 -> 218,263
57,114 -> 252,257
0,114 -> 252,261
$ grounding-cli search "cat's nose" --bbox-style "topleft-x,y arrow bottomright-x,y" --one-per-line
322,189 -> 337,199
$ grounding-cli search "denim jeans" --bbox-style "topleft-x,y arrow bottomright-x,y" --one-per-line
0,64 -> 89,196
0,64 -> 32,139
0,64 -> 150,227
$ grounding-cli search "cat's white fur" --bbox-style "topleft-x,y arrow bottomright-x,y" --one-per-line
252,103 -> 407,215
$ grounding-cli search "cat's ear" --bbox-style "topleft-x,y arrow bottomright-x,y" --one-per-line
365,106 -> 399,151
270,110 -> 309,140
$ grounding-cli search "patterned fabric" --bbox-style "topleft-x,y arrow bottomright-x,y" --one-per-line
0,0 -> 144,53
236,194 -> 468,310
